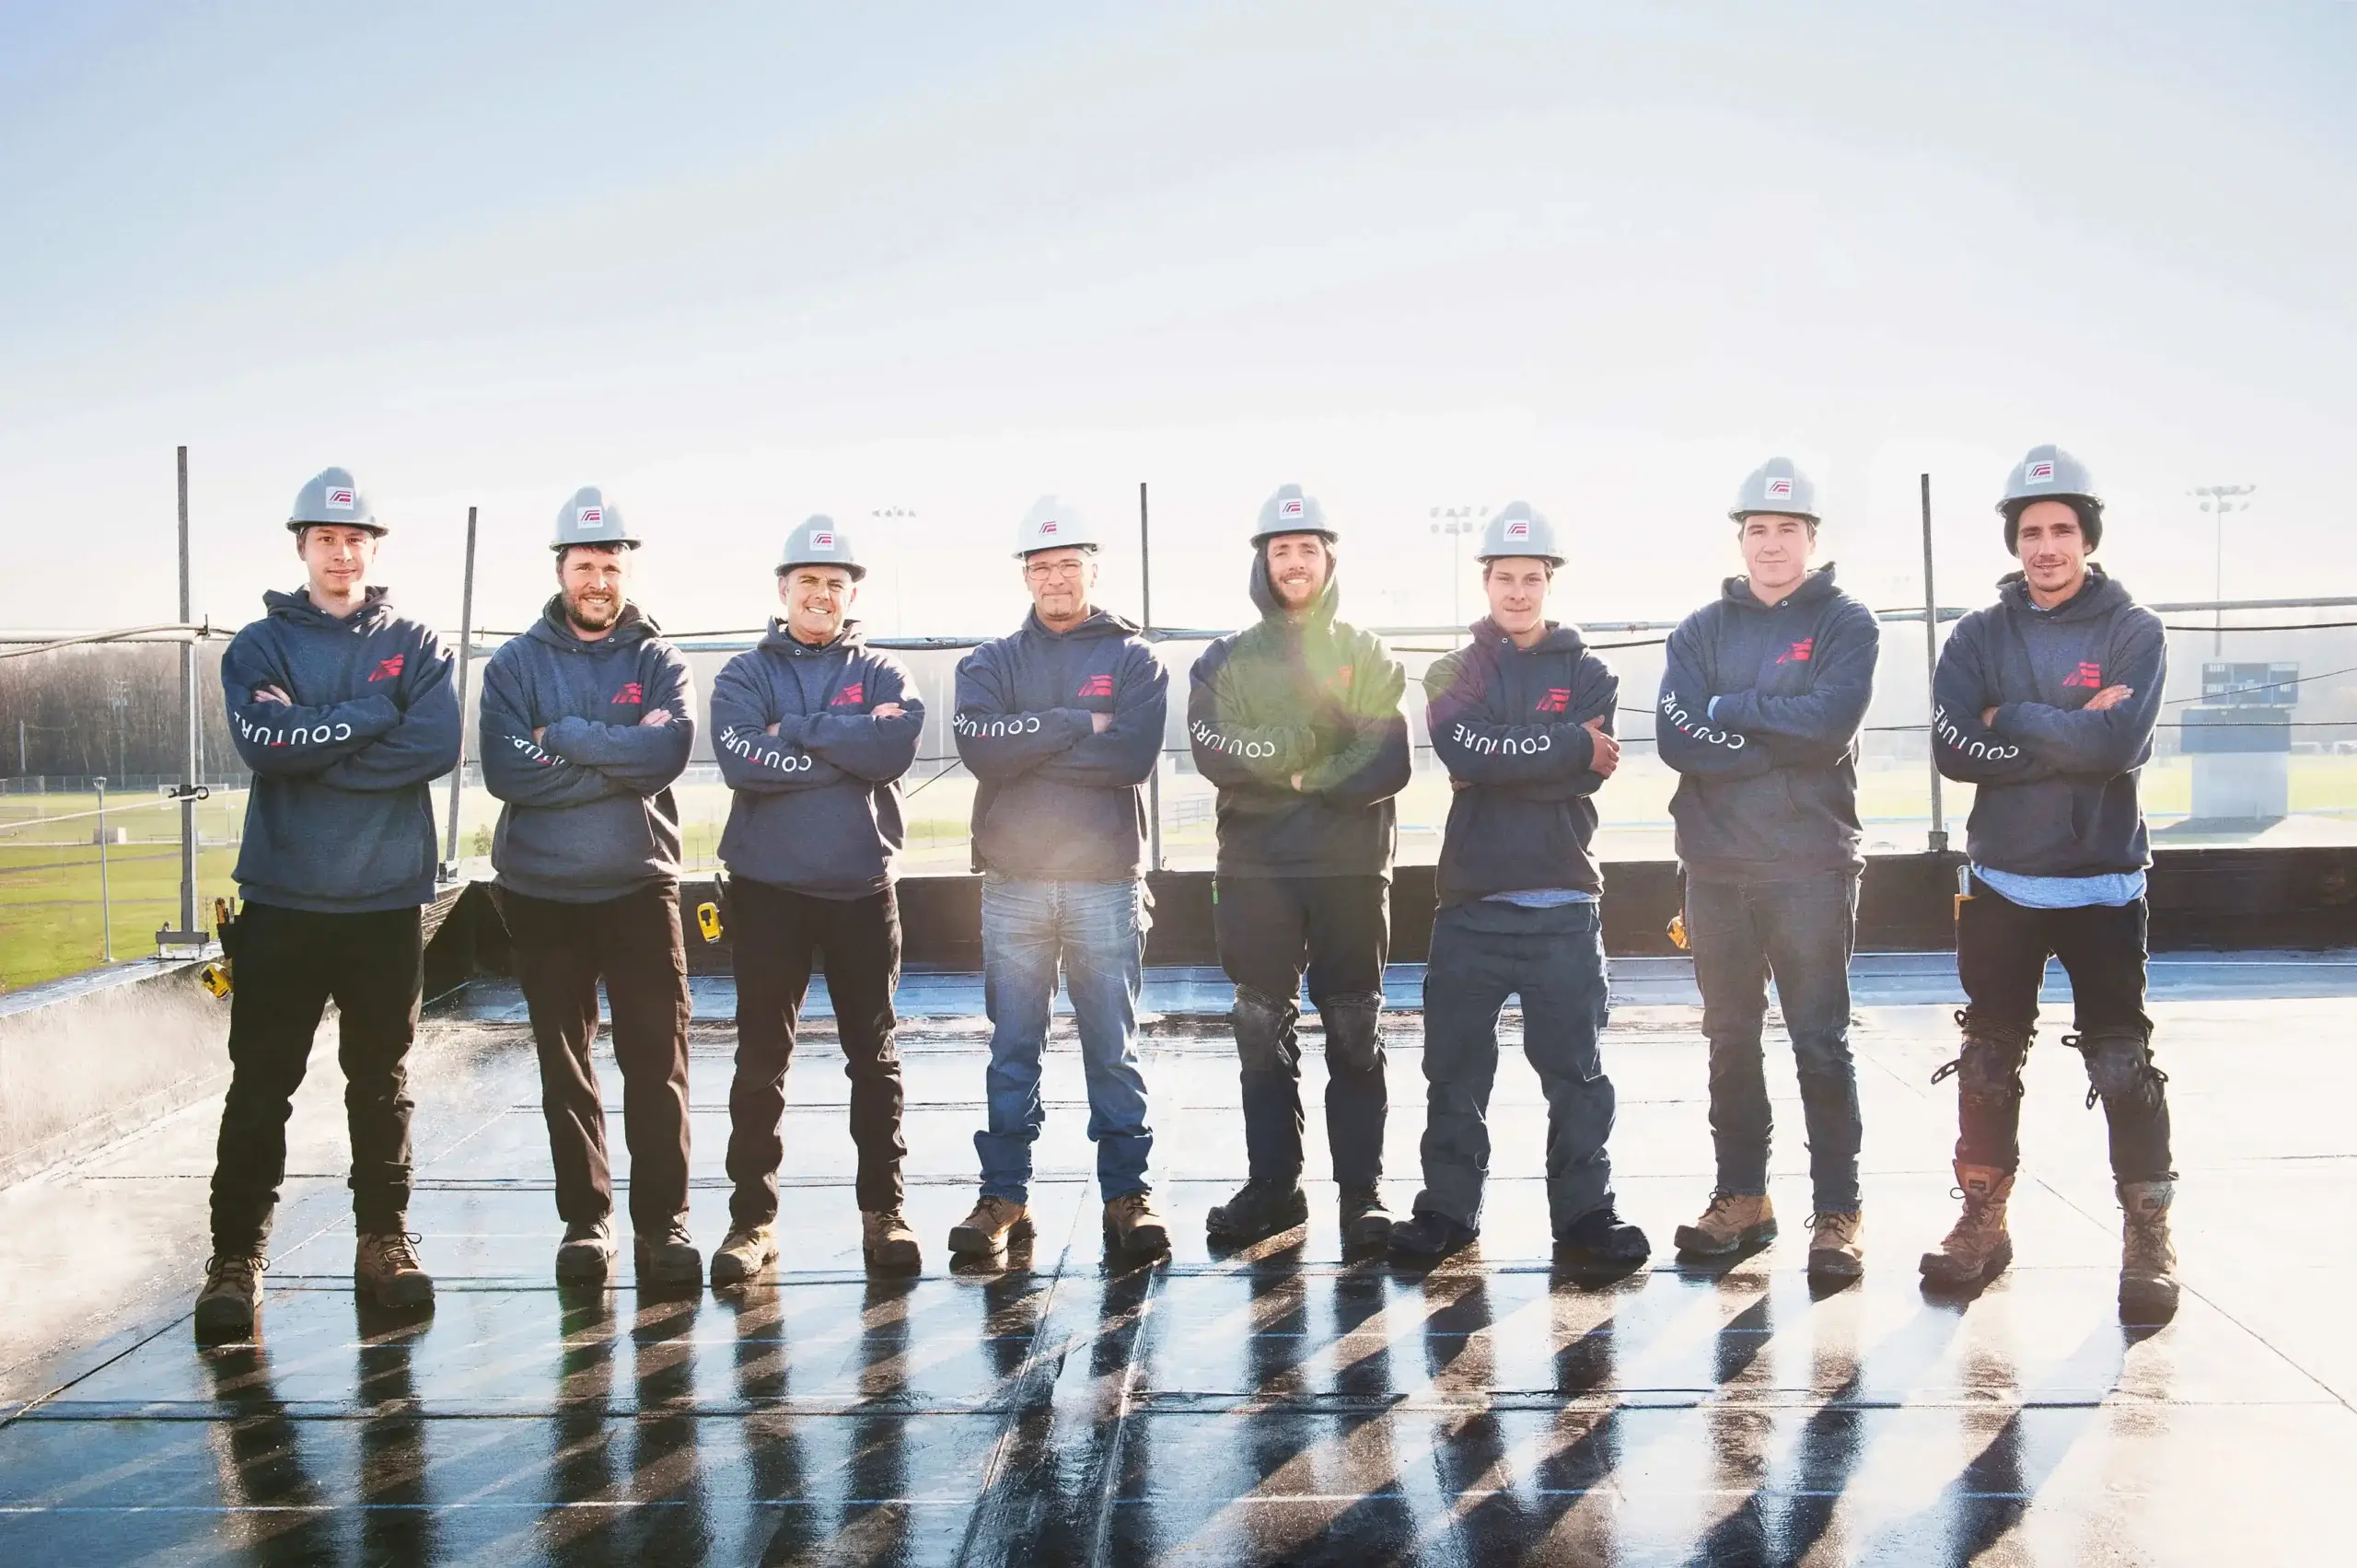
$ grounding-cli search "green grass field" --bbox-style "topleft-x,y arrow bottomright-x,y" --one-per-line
6,752 -> 2354,993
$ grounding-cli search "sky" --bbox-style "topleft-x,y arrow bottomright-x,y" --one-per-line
2,0 -> 2351,643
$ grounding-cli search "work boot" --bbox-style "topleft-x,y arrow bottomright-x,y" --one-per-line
1387,1210 -> 1478,1263
863,1209 -> 923,1273
1806,1211 -> 1865,1283
634,1220 -> 702,1288
709,1223 -> 778,1288
193,1253 -> 265,1340
555,1216 -> 616,1283
1673,1191 -> 1777,1258
1555,1203 -> 1651,1265
1204,1179 -> 1309,1246
354,1230 -> 435,1310
1104,1191 -> 1171,1259
948,1195 -> 1030,1257
1919,1163 -> 2014,1290
2117,1179 -> 2180,1324
1340,1184 -> 1394,1250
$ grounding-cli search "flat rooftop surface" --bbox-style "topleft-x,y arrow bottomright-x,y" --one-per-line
4,970 -> 2356,1564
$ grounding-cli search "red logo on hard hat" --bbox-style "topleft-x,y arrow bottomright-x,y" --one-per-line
369,655 -> 405,682
612,681 -> 643,704
1536,688 -> 1570,714
2063,662 -> 2103,690
812,531 -> 835,548
1280,499 -> 1304,518
832,682 -> 865,706
2026,461 -> 2055,482
1778,638 -> 1814,664
1078,674 -> 1113,698
325,488 -> 355,509
579,506 -> 603,526
1505,520 -> 1529,540
1039,520 -> 1059,535
1765,478 -> 1793,498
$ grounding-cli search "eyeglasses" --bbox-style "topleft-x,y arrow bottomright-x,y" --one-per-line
1026,561 -> 1088,580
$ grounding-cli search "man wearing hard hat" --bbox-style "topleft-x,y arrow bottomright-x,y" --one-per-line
1656,459 -> 1882,1283
479,490 -> 701,1289
1189,484 -> 1411,1249
946,498 -> 1172,1264
1920,446 -> 2177,1324
193,468 -> 461,1339
704,517 -> 927,1283
1389,503 -> 1650,1267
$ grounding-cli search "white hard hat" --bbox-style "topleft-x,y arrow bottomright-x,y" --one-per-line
1250,482 -> 1336,545
1729,458 -> 1819,523
1013,495 -> 1100,558
551,487 -> 642,552
287,467 -> 384,535
779,515 -> 865,579
1476,501 -> 1563,565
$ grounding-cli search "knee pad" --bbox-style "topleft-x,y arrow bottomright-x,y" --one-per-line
1319,991 -> 1386,1074
2073,1028 -> 2165,1113
1231,984 -> 1298,1074
1932,1011 -> 2032,1109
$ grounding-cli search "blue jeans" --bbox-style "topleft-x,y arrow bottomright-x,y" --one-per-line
976,876 -> 1154,1203
1418,900 -> 1615,1233
1684,870 -> 1862,1213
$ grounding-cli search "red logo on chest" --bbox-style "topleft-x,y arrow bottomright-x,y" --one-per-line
1535,687 -> 1571,714
1776,638 -> 1814,664
612,681 -> 643,704
2062,662 -> 2104,690
368,655 -> 404,682
1077,674 -> 1114,699
832,682 -> 865,707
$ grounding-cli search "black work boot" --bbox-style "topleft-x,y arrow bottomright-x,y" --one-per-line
1340,1184 -> 1394,1250
1387,1211 -> 1478,1263
1555,1203 -> 1651,1265
194,1252 -> 266,1341
555,1216 -> 616,1283
1205,1179 -> 1309,1246
634,1220 -> 702,1288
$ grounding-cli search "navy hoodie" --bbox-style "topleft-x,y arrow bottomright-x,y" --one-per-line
1187,550 -> 1411,878
480,598 -> 695,903
1425,619 -> 1618,906
1657,567 -> 1882,882
955,609 -> 1167,881
223,587 -> 460,912
710,620 -> 923,898
1933,566 -> 2165,878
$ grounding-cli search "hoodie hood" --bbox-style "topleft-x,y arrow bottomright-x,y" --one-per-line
1025,606 -> 1143,642
1469,616 -> 1589,658
264,584 -> 395,635
529,594 -> 660,653
758,616 -> 869,657
1996,563 -> 2129,622
1248,542 -> 1341,626
1718,563 -> 1842,615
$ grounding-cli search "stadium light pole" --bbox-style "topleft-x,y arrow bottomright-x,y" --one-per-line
869,507 -> 917,635
1429,505 -> 1488,645
2191,484 -> 2256,656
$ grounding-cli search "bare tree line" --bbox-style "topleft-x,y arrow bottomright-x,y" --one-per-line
0,645 -> 241,781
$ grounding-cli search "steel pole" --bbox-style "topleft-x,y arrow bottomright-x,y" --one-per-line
1140,481 -> 1163,872
96,776 -> 113,962
179,447 -> 199,937
1921,473 -> 1947,854
442,505 -> 480,876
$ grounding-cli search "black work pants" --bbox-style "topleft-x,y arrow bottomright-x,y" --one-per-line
496,882 -> 692,1233
209,901 -> 422,1255
725,877 -> 907,1222
1213,873 -> 1389,1190
1954,880 -> 2172,1182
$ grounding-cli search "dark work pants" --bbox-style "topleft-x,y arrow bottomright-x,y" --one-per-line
1685,870 -> 1864,1213
1419,900 -> 1616,1233
726,877 -> 907,1222
1213,873 -> 1389,1190
496,882 -> 693,1234
209,901 -> 423,1255
1955,881 -> 2171,1182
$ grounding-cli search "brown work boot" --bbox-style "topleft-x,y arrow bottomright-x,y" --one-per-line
1104,1191 -> 1171,1259
709,1223 -> 778,1288
863,1208 -> 923,1273
2118,1179 -> 2179,1324
1673,1191 -> 1777,1258
193,1252 -> 265,1340
1919,1163 -> 2014,1290
1807,1211 -> 1865,1283
947,1195 -> 1030,1257
354,1230 -> 435,1310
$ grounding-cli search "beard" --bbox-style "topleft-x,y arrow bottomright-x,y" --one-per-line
565,589 -> 623,633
